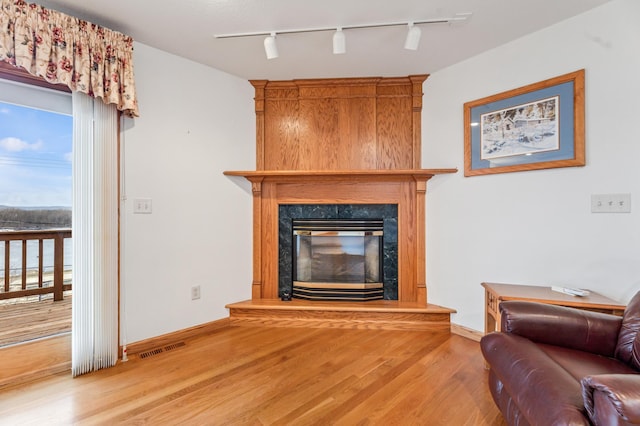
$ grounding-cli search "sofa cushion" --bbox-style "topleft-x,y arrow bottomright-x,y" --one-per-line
539,343 -> 637,380
481,332 -> 590,424
500,301 -> 621,357
615,291 -> 640,370
582,374 -> 640,425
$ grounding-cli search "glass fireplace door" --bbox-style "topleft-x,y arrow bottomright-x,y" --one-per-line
292,219 -> 383,301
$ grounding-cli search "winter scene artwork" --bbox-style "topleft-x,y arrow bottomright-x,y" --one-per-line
480,96 -> 559,160
464,69 -> 584,177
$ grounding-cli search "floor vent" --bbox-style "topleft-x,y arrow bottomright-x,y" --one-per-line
138,341 -> 186,360
139,348 -> 164,359
164,341 -> 186,351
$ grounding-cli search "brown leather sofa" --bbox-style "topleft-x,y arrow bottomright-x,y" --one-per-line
480,291 -> 640,425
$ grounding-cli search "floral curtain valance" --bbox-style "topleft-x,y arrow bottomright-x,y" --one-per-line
0,0 -> 138,117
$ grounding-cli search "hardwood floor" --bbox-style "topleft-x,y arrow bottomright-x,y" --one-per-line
0,326 -> 505,425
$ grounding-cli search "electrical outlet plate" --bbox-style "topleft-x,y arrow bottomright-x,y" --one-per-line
133,198 -> 152,214
191,285 -> 201,300
591,193 -> 631,213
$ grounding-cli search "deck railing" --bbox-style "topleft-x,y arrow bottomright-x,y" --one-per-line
0,229 -> 72,301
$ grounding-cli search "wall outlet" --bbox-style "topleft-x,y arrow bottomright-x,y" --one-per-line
591,193 -> 631,213
191,285 -> 201,300
133,198 -> 153,214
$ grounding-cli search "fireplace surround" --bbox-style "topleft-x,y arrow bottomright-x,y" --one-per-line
224,75 -> 456,308
223,169 -> 455,304
280,204 -> 398,301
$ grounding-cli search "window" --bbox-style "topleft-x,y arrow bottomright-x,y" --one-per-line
0,72 -> 72,213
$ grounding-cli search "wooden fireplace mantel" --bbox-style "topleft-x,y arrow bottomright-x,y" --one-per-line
223,169 -> 457,181
224,168 -> 457,305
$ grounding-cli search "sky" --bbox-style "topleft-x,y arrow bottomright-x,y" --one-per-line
0,101 -> 72,208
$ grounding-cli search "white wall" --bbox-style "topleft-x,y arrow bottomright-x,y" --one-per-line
120,43 -> 255,344
423,0 -> 640,332
119,0 -> 640,343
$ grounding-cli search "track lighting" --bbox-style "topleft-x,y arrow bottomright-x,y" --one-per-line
404,23 -> 421,50
263,32 -> 278,59
332,27 -> 346,54
214,13 -> 471,59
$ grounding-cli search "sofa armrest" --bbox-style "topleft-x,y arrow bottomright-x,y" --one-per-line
500,301 -> 622,357
582,374 -> 640,424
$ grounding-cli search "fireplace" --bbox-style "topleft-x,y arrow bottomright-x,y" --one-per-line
224,170 -> 458,328
292,219 -> 384,301
225,76 -> 456,306
279,204 -> 398,301
224,169 -> 457,303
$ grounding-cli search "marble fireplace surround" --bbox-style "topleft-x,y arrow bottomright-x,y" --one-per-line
279,203 -> 398,300
223,169 -> 456,305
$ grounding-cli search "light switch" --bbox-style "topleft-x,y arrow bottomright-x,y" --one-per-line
591,193 -> 631,213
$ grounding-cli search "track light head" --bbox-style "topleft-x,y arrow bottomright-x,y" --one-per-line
264,32 -> 278,59
333,27 -> 346,54
214,14 -> 472,57
404,23 -> 421,50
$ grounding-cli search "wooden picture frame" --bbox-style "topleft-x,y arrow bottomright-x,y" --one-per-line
464,69 -> 585,177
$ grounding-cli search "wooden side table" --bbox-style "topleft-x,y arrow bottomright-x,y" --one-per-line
482,282 -> 626,334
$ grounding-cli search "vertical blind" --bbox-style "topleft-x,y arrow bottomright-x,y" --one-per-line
71,92 -> 119,376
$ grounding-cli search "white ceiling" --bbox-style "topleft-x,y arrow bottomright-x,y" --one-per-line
34,0 -> 613,81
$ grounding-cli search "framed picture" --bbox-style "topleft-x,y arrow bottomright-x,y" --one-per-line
464,69 -> 585,177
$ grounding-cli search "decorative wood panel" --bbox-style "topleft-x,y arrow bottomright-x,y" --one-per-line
250,75 -> 428,171
376,96 -> 413,169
